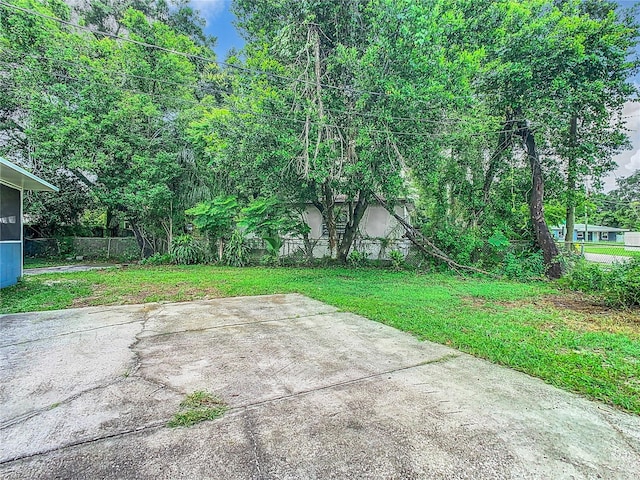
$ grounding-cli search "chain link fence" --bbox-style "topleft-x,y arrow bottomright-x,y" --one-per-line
25,235 -> 639,272
245,236 -> 542,273
24,237 -> 140,261
555,242 -> 639,264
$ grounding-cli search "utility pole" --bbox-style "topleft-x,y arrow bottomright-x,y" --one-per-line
584,186 -> 589,243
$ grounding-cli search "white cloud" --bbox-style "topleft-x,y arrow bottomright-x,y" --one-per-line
190,0 -> 227,23
626,149 -> 640,170
603,100 -> 640,191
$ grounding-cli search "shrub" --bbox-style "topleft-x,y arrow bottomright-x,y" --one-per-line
603,259 -> 640,308
170,235 -> 205,265
388,249 -> 405,271
223,229 -> 249,267
561,259 -> 605,293
501,251 -> 545,280
262,236 -> 283,265
347,250 -> 369,267
561,258 -> 640,308
140,252 -> 172,266
428,224 -> 484,266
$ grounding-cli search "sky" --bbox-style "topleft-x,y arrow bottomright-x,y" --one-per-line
193,0 -> 244,60
194,0 -> 640,192
607,0 -> 640,190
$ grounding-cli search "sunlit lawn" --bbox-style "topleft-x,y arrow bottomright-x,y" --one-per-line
582,244 -> 640,258
2,265 -> 639,414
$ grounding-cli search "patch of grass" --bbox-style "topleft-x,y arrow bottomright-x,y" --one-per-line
582,245 -> 640,259
23,257 -> 70,269
168,391 -> 227,428
0,278 -> 93,313
2,265 -> 639,414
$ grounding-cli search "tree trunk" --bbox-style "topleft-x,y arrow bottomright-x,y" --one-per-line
302,231 -> 314,264
106,208 -> 119,237
321,183 -> 338,259
131,222 -> 153,259
564,115 -> 578,250
482,117 -> 515,205
517,124 -> 562,279
167,200 -> 173,254
338,193 -> 368,263
218,238 -> 224,262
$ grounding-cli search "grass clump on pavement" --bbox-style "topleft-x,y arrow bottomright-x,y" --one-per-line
168,391 -> 228,428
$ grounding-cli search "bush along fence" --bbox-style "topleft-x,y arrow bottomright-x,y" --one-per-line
159,233 -> 547,280
25,237 -> 141,261
26,233 -> 545,278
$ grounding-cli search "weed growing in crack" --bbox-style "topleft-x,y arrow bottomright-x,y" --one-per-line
167,391 -> 228,428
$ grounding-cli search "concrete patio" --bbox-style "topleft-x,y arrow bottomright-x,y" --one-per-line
1,294 -> 639,479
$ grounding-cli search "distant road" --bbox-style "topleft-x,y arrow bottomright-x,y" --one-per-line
583,253 -> 631,264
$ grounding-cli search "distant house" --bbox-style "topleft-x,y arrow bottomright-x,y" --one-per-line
300,197 -> 413,258
550,223 -> 628,243
0,158 -> 58,288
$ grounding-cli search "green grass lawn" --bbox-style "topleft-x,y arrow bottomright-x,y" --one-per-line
2,265 -> 639,414
582,244 -> 640,258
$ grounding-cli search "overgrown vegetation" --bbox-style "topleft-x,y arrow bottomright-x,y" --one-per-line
2,266 -> 639,414
562,258 -> 640,308
167,391 -> 228,428
1,0 -> 637,276
169,235 -> 206,265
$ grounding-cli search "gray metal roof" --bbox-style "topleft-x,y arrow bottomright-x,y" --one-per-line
551,223 -> 629,233
0,157 -> 59,192
573,223 -> 628,233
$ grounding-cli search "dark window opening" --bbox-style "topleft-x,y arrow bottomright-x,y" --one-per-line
322,210 -> 348,236
0,183 -> 21,241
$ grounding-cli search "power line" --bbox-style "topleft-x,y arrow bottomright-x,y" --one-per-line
0,59 -> 522,140
0,46 -> 473,125
0,0 -> 495,108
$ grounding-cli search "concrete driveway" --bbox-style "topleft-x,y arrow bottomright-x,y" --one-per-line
1,294 -> 639,479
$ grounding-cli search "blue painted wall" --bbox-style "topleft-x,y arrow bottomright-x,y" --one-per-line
0,242 -> 21,288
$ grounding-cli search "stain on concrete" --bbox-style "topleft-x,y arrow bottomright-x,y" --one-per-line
1,294 -> 639,478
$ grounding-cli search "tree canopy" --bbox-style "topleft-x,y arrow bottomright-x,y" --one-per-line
0,0 -> 637,275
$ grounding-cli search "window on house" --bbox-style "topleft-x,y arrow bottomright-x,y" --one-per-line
322,210 -> 348,236
0,183 -> 21,241
602,232 -> 608,240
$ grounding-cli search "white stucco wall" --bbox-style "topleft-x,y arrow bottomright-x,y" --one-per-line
296,203 -> 411,259
302,203 -> 407,240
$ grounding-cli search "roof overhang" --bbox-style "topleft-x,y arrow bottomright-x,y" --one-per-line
0,157 -> 59,192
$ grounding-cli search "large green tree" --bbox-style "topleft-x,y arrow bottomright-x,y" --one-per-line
467,0 -> 638,276
0,0 -> 217,253
193,0 -> 476,262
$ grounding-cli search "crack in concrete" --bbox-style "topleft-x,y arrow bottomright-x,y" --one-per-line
1,305 -> 335,349
243,411 -> 267,480
0,353 -> 460,466
134,310 -> 337,341
125,305 -> 191,398
232,353 -> 461,411
125,306 -> 159,377
0,318 -> 146,348
0,308 -> 156,432
0,420 -> 167,465
597,409 -> 640,457
0,376 -> 128,431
